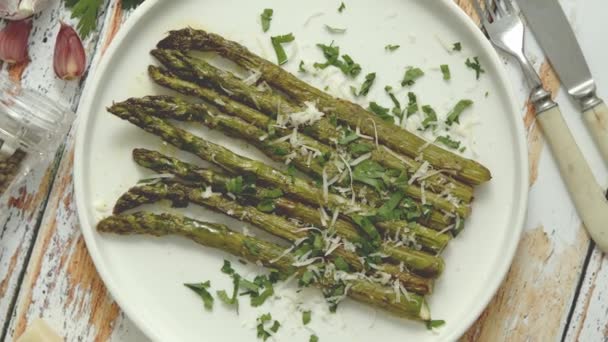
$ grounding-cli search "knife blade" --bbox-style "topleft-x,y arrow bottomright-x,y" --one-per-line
518,0 -> 608,164
516,0 -> 598,106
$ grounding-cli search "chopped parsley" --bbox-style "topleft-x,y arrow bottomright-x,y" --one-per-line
452,42 -> 462,51
426,319 -> 446,330
184,281 -> 214,310
465,57 -> 485,79
325,25 -> 347,34
299,60 -> 307,72
440,64 -> 451,80
217,273 -> 240,308
406,92 -> 419,117
376,192 -> 406,221
256,313 -> 280,341
357,72 -> 376,96
421,105 -> 438,130
436,135 -> 461,149
338,2 -> 346,12
385,86 -> 403,119
226,176 -> 244,194
385,44 -> 400,51
349,143 -> 373,157
352,160 -> 387,192
445,99 -> 474,126
338,129 -> 360,145
302,310 -> 312,325
333,256 -> 351,271
261,9 -> 273,32
244,239 -> 261,255
314,43 -> 361,77
401,67 -> 425,86
221,259 -> 235,275
352,215 -> 381,245
271,33 -> 295,65
256,198 -> 276,212
310,335 -> 319,342
368,102 -> 393,122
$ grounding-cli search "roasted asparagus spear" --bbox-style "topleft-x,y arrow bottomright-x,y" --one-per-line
97,212 -> 432,321
113,179 -> 442,282
130,148 -> 451,253
125,94 -> 469,219
156,28 -> 491,185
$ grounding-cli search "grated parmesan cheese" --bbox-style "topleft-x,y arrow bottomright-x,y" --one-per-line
287,102 -> 325,127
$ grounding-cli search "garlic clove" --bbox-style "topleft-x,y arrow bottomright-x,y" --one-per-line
0,19 -> 32,64
53,22 -> 86,80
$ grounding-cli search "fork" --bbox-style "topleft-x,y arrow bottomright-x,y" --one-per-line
472,0 -> 608,251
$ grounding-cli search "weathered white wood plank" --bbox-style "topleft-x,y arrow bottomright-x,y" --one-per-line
0,0 -> 117,332
3,2 -> 150,341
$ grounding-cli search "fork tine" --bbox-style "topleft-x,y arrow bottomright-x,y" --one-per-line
489,0 -> 507,18
471,0 -> 491,24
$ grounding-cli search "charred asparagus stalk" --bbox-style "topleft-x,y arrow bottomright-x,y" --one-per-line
147,52 -> 474,203
97,212 -> 431,321
156,28 -> 491,185
130,148 -> 451,253
126,95 -> 469,219
107,105 -> 459,248
113,180 -> 443,280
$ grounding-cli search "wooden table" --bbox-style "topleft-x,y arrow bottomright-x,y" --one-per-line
1,0 -> 607,340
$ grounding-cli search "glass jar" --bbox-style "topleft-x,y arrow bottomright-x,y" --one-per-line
0,77 -> 74,224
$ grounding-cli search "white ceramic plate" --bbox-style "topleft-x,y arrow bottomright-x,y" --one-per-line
74,0 -> 529,341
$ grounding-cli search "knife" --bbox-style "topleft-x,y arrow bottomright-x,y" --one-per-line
517,0 -> 608,165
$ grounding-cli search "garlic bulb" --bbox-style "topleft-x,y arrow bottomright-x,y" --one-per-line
0,0 -> 52,20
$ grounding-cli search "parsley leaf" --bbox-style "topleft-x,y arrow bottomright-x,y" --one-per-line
66,0 -> 104,39
256,198 -> 276,212
426,319 -> 446,330
221,260 -> 235,275
421,105 -> 438,130
368,102 -> 393,122
465,57 -> 485,79
299,60 -> 307,72
334,256 -> 350,272
377,192 -> 406,221
315,43 -> 361,77
349,143 -> 373,156
184,281 -> 214,310
302,310 -> 312,325
338,129 -> 360,145
436,135 -> 461,149
217,274 -> 240,308
406,92 -> 419,117
401,67 -> 425,86
385,86 -> 403,119
325,25 -> 347,34
440,64 -> 451,80
310,335 -> 319,342
271,33 -> 295,65
352,160 -> 387,192
445,99 -> 473,126
452,42 -> 462,51
338,2 -> 346,12
256,313 -> 275,341
352,215 -> 380,241
385,44 -> 400,51
261,9 -> 274,32
357,73 -> 376,96
226,176 -> 244,194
